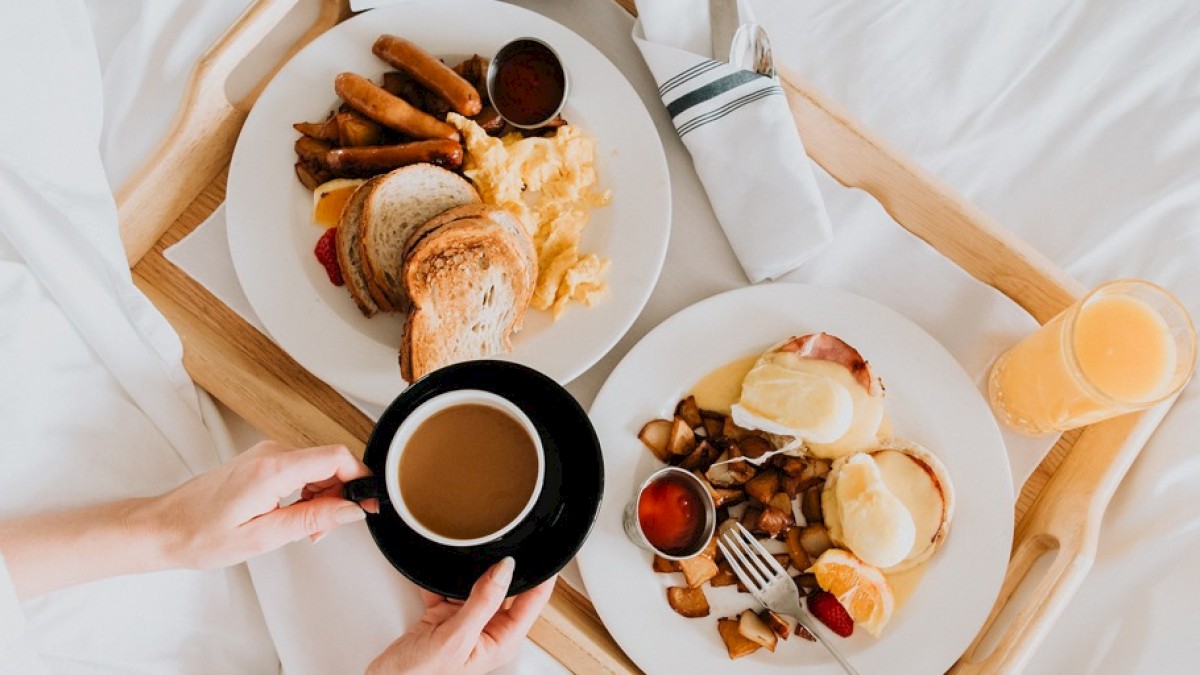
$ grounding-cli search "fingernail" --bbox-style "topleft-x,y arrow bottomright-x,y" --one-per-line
335,504 -> 366,524
493,556 -> 515,587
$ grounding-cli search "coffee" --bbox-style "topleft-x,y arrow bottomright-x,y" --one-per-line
399,403 -> 540,540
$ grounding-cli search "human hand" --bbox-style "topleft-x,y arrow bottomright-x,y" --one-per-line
150,440 -> 370,569
367,558 -> 556,675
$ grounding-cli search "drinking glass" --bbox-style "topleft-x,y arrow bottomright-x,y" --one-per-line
988,279 -> 1196,435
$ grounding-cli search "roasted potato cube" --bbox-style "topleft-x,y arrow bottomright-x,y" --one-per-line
740,506 -> 762,532
773,553 -> 792,570
738,434 -> 774,459
761,610 -> 791,641
744,470 -> 779,504
775,455 -> 809,477
295,136 -> 333,169
675,395 -> 703,429
713,487 -> 746,508
335,110 -> 382,147
699,534 -> 720,561
706,448 -> 756,487
700,411 -> 725,439
679,439 -> 719,471
718,617 -> 761,659
799,523 -> 834,559
710,561 -> 737,587
768,492 -> 794,516
666,586 -> 710,618
793,572 -> 818,593
783,472 -> 821,497
293,114 -> 339,142
294,161 -> 328,190
795,623 -> 817,641
757,507 -> 793,538
802,458 -> 832,482
721,416 -> 751,441
738,609 -> 778,652
637,419 -> 673,462
667,417 -> 697,457
801,486 -> 823,523
452,55 -> 489,101
679,554 -> 719,588
652,555 -> 680,574
785,526 -> 812,571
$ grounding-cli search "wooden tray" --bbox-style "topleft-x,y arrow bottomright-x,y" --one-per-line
116,0 -> 1170,672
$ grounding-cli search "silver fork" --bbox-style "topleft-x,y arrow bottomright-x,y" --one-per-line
718,523 -> 860,675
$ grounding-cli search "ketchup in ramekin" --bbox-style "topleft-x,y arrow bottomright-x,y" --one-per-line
624,467 -> 716,559
486,38 -> 568,129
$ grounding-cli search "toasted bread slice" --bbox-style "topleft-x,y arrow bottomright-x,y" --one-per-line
400,206 -> 537,381
335,177 -> 383,317
358,164 -> 479,312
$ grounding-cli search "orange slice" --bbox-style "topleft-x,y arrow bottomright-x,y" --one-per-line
311,178 -> 365,227
808,548 -> 895,637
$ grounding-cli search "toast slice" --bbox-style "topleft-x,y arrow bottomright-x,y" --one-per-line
358,164 -> 479,312
335,176 -> 383,317
400,205 -> 537,381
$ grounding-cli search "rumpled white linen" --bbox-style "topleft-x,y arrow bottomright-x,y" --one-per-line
632,0 -> 832,282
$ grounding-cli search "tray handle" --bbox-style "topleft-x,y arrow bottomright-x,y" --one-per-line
116,0 -> 345,266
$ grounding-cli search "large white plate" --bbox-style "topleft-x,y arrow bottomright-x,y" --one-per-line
578,284 -> 1012,674
227,0 -> 670,406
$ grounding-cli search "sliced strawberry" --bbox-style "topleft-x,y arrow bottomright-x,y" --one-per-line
807,590 -> 854,638
314,227 -> 344,286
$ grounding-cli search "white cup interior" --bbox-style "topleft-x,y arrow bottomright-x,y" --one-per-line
384,389 -> 545,547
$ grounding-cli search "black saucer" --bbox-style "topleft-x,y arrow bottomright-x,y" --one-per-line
358,360 -> 604,599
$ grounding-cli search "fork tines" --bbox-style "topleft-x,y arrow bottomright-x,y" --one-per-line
717,522 -> 788,591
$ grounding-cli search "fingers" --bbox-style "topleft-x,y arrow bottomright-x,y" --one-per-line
483,576 -> 555,646
242,495 -> 366,553
264,444 -> 371,497
441,557 -> 515,643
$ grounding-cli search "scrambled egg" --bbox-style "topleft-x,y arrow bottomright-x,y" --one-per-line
448,114 -> 611,317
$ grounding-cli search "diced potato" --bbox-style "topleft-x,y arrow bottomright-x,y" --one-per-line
293,114 -> 339,142
775,455 -> 809,476
679,440 -> 718,471
802,486 -> 823,523
799,523 -> 834,559
652,555 -> 680,573
706,450 -> 755,487
785,526 -> 812,571
755,507 -> 793,539
699,535 -> 720,561
637,419 -> 673,462
666,586 -> 710,618
768,492 -> 793,515
335,110 -> 382,147
793,572 -> 818,593
744,470 -> 780,504
713,487 -> 746,507
700,411 -> 724,438
738,609 -> 778,652
679,554 -> 719,588
710,561 -> 737,587
721,417 -> 751,441
675,396 -> 703,429
738,434 -> 774,459
667,417 -> 697,457
718,617 -> 761,659
782,472 -> 820,497
773,553 -> 792,570
795,623 -> 817,641
740,506 -> 762,532
802,458 -> 832,482
761,610 -> 791,641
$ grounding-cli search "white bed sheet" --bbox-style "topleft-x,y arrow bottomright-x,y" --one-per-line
15,0 -> 1200,673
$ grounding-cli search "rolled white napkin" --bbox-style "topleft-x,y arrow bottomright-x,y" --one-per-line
633,0 -> 832,282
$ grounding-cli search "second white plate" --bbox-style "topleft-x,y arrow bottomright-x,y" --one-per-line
578,283 -> 1013,674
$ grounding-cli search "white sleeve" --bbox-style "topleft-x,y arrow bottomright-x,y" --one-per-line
0,552 -> 49,674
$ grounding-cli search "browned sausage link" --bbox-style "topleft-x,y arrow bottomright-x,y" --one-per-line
372,35 -> 482,116
335,72 -> 459,141
325,140 -> 464,177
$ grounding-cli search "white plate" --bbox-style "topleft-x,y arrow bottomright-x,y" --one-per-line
578,284 -> 1012,674
226,0 -> 670,406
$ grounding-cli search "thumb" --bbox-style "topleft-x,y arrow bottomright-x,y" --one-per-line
442,557 -> 515,642
247,497 -> 366,551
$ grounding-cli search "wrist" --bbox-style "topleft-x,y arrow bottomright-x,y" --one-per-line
124,495 -> 179,572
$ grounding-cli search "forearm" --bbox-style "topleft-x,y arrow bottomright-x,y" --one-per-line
0,498 -> 169,600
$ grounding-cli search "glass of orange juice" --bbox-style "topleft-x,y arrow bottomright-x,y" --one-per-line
988,279 -> 1197,435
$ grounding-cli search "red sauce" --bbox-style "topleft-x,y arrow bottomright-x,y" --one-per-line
491,42 -> 566,127
637,473 -> 707,555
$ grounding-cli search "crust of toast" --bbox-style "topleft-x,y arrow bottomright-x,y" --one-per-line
335,176 -> 383,317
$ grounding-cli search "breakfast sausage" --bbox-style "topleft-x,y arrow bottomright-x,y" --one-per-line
325,140 -> 464,177
372,35 -> 483,116
334,72 -> 459,141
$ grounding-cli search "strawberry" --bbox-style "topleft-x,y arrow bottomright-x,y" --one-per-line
807,590 -> 854,638
314,227 -> 344,286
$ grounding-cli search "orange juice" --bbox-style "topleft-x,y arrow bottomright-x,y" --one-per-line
989,280 -> 1196,435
